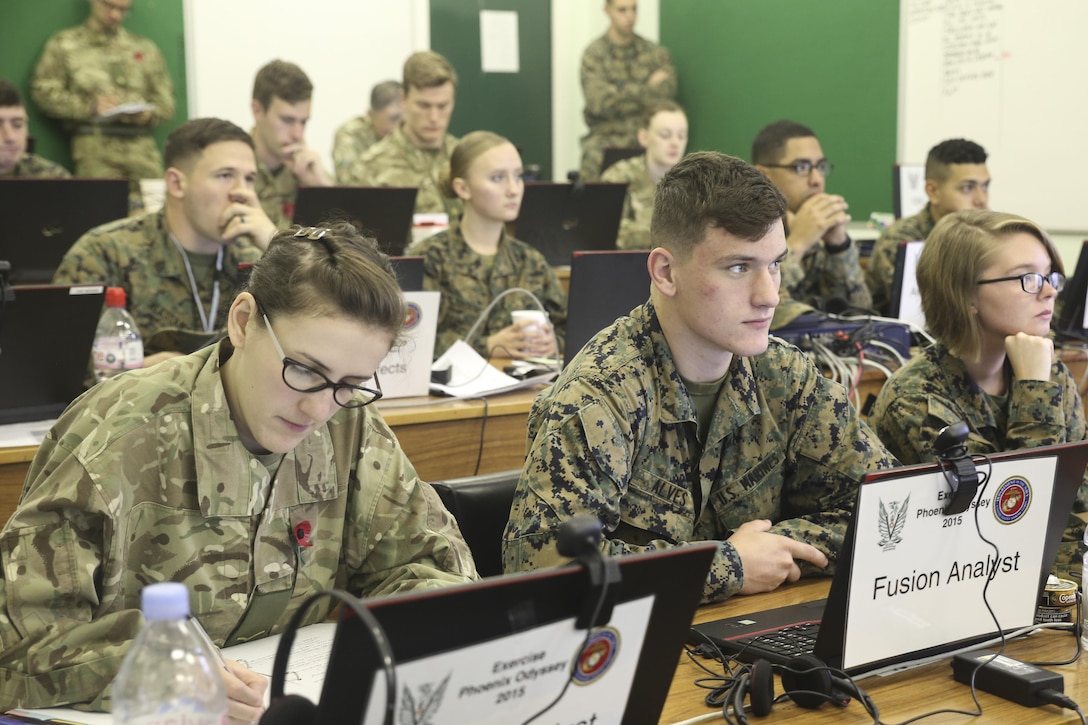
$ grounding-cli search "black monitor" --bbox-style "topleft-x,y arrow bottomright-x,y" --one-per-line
387,255 -> 424,292
564,250 -> 650,368
513,182 -> 627,267
1056,239 -> 1088,339
0,178 -> 129,284
293,186 -> 418,257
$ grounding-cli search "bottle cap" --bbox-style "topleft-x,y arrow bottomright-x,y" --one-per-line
141,582 -> 191,621
105,287 -> 127,308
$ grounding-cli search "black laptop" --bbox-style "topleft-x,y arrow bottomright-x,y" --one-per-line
564,250 -> 650,367
293,186 -> 417,256
513,181 -> 627,266
690,441 -> 1088,675
387,255 -> 424,292
0,285 -> 104,424
0,178 -> 129,284
888,238 -> 925,324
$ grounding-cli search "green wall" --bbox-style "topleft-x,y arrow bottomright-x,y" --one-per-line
661,1 -> 899,219
430,1 -> 553,180
0,0 -> 187,170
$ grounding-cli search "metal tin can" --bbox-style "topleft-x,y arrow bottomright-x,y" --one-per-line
1035,577 -> 1078,624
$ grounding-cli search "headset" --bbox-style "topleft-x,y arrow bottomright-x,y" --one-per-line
258,589 -> 396,725
723,654 -> 879,725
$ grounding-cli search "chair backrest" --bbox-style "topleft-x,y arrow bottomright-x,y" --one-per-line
431,469 -> 521,578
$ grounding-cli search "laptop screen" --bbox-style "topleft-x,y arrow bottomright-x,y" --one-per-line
293,186 -> 418,257
564,250 -> 650,368
316,543 -> 716,723
513,182 -> 627,267
888,239 -> 925,328
1055,240 -> 1088,338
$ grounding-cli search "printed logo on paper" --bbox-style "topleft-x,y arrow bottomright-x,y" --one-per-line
399,672 -> 450,725
994,477 -> 1031,524
877,494 -> 910,551
403,302 -> 422,330
572,628 -> 620,685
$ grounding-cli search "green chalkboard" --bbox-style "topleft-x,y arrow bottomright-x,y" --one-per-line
661,1 -> 899,220
0,0 -> 187,171
430,1 -> 552,181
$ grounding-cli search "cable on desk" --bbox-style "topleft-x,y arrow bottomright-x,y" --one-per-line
472,395 -> 489,476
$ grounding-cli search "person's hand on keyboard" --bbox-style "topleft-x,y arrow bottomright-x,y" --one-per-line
728,519 -> 829,594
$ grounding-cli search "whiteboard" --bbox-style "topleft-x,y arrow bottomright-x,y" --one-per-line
898,0 -> 1088,232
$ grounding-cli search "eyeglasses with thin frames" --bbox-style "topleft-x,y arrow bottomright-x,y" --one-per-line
261,310 -> 383,408
976,271 -> 1065,295
762,159 -> 834,178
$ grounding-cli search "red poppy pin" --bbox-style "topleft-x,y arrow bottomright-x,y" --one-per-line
134,51 -> 144,62
293,520 -> 313,547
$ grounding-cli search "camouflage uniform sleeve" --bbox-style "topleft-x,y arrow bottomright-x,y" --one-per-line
581,41 -> 672,122
31,33 -> 91,122
866,207 -> 933,316
602,160 -> 652,250
52,230 -> 113,285
418,236 -> 465,359
341,412 -> 478,596
784,242 -> 872,311
332,121 -> 357,181
140,41 -> 175,126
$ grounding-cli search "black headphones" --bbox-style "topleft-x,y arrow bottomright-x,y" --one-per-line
258,589 -> 396,725
723,655 -> 879,725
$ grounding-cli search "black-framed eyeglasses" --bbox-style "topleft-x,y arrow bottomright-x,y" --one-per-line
261,311 -> 383,408
976,271 -> 1066,294
762,159 -> 834,178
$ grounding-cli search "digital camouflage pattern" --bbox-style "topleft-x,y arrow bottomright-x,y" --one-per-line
339,124 -> 462,224
600,154 -> 653,250
52,210 -> 262,356
780,235 -> 872,312
866,204 -> 936,316
4,153 -> 71,179
409,225 -> 568,359
869,341 -> 1088,579
502,301 -> 895,602
580,34 -> 676,181
333,115 -> 381,181
0,341 -> 478,709
31,20 -> 175,184
254,157 -> 299,229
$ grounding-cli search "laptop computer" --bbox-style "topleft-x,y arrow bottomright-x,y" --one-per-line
0,178 -> 129,284
375,290 -> 439,399
513,181 -> 627,267
292,186 -> 418,257
388,255 -> 424,292
1056,240 -> 1088,339
888,239 -> 926,329
892,163 -> 927,219
690,440 -> 1088,675
317,543 -> 717,724
0,284 -> 105,424
564,250 -> 649,368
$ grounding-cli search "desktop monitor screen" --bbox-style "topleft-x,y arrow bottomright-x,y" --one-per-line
1056,239 -> 1088,339
564,250 -> 650,368
513,182 -> 627,267
293,186 -> 418,257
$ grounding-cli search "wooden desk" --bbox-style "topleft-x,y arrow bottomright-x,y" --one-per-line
660,579 -> 1088,723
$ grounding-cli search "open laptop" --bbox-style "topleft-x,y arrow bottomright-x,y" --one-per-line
513,181 -> 627,266
888,239 -> 926,329
293,186 -> 418,256
387,255 -> 424,292
690,440 -> 1088,675
1055,240 -> 1088,339
375,290 -> 439,399
0,178 -> 129,284
564,250 -> 649,368
0,284 -> 104,424
892,163 -> 927,219
317,543 -> 717,724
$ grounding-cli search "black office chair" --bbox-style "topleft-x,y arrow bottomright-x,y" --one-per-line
431,469 -> 521,578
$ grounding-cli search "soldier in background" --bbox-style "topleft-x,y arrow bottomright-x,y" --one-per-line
332,79 -> 403,181
31,0 -> 174,207
579,0 -> 676,181
503,152 -> 894,603
249,60 -> 334,228
53,118 -> 277,367
340,51 -> 460,222
601,99 -> 687,249
0,78 -> 70,178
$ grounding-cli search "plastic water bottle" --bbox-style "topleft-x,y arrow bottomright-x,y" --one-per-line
93,287 -> 143,383
111,582 -> 228,724
1082,526 -> 1088,650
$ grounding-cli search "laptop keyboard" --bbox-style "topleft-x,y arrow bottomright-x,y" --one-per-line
733,621 -> 821,660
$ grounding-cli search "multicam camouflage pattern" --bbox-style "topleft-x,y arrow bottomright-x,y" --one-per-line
332,115 -> 381,181
409,225 -> 568,359
31,20 -> 174,182
869,341 -> 1088,579
0,341 -> 478,709
51,210 -> 261,356
600,154 -> 653,250
502,301 -> 895,603
339,124 -> 462,222
4,153 -> 71,178
579,34 -> 676,181
866,204 -> 936,316
780,236 -> 872,312
254,157 -> 299,229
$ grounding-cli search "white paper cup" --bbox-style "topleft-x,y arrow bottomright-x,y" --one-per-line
511,309 -> 548,331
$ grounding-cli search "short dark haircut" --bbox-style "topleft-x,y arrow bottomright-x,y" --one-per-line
252,60 -> 313,109
0,78 -> 23,108
652,151 -> 787,257
164,118 -> 255,170
403,51 -> 458,92
369,80 -> 402,111
925,138 -> 988,183
751,119 -> 817,165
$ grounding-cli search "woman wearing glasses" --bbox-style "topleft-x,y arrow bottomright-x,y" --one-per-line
870,210 -> 1085,476
0,223 -> 477,718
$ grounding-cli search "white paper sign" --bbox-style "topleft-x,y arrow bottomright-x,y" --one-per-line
480,10 -> 519,73
895,239 -> 926,330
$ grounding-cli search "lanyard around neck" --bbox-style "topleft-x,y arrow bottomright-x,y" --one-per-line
170,234 -> 223,333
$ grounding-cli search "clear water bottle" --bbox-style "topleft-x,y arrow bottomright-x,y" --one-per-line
93,287 -> 144,383
112,582 -> 228,724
